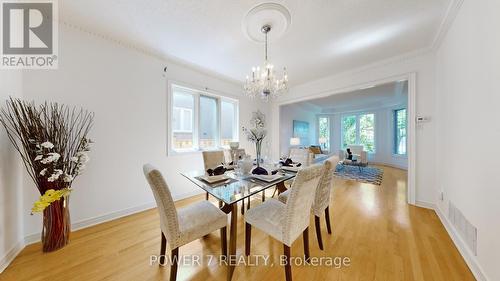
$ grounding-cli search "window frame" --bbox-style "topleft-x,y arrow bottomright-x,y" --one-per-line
317,115 -> 331,151
167,82 -> 239,155
393,108 -> 407,156
340,112 -> 376,153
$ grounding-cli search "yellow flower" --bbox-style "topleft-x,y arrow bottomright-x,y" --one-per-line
31,188 -> 72,214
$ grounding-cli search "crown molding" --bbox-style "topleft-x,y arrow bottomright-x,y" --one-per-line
430,0 -> 465,51
60,21 -> 243,87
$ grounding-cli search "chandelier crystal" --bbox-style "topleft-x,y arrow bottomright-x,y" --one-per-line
244,25 -> 288,101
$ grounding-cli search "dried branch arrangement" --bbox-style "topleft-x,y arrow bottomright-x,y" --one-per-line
0,97 -> 94,211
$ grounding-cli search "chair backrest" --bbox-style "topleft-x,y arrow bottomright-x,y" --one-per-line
224,149 -> 246,164
312,155 -> 339,216
282,164 -> 323,246
202,150 -> 225,171
289,148 -> 312,166
347,145 -> 364,155
143,164 -> 180,247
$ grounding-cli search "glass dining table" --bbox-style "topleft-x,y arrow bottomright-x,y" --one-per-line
181,169 -> 297,281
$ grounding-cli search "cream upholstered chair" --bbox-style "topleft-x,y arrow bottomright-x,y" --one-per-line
279,155 -> 339,250
339,144 -> 367,165
202,151 -> 225,200
245,164 -> 323,281
143,164 -> 227,281
289,148 -> 313,166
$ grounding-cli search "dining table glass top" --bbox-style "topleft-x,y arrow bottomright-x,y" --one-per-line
181,169 -> 296,205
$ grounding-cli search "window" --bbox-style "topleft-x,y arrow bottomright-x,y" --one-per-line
342,115 -> 357,149
199,95 -> 218,149
359,113 -> 375,153
172,90 -> 194,150
221,100 -> 237,147
394,108 -> 407,155
169,85 -> 238,153
318,117 -> 330,151
342,113 -> 375,153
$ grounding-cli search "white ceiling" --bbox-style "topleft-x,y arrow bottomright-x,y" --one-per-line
60,0 -> 451,85
292,81 -> 408,113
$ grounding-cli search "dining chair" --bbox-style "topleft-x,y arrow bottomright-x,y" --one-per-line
244,164 -> 323,281
202,150 -> 225,201
143,164 -> 228,281
278,155 -> 338,250
202,150 -> 254,214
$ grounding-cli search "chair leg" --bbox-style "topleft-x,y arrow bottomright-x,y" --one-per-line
262,190 -> 266,201
247,197 -> 251,210
241,200 -> 245,215
283,244 -> 292,281
303,227 -> 310,262
205,192 -> 209,200
170,247 -> 179,281
245,222 -> 251,256
220,226 -> 227,257
325,207 -> 332,234
160,232 -> 167,265
314,216 -> 324,250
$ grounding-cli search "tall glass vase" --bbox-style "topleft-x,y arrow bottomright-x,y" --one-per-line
255,140 -> 262,167
41,195 -> 70,252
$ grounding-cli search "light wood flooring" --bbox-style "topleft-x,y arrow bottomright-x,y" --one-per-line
0,166 -> 475,281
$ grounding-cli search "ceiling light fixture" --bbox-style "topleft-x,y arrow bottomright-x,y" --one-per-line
244,24 -> 288,101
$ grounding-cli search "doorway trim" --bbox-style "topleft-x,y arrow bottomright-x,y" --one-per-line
271,72 -> 417,205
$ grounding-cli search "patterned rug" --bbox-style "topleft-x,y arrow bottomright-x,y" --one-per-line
334,164 -> 384,185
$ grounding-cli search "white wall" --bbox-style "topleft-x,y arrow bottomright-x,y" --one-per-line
279,103 -> 318,155
21,24 -> 269,239
435,0 -> 500,280
0,71 -> 24,272
271,52 -> 436,204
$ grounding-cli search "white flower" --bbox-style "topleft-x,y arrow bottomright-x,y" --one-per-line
63,173 -> 74,183
76,151 -> 90,164
40,152 -> 61,164
39,168 -> 47,176
34,155 -> 43,161
40,141 -> 54,149
70,156 -> 78,162
47,169 -> 63,182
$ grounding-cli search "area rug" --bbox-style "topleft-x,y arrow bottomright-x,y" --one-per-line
334,165 -> 383,185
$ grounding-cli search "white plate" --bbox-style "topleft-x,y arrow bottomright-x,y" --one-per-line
252,174 -> 284,182
199,175 -> 229,183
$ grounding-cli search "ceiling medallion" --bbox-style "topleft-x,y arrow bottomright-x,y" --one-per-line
242,3 -> 290,101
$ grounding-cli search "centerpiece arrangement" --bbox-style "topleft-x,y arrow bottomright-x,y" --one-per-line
0,98 -> 94,252
242,110 -> 266,167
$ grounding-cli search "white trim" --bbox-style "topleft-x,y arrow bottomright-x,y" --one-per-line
0,241 -> 24,273
370,161 -> 407,171
274,72 -> 416,205
430,0 -> 465,51
415,200 -> 436,210
435,206 -> 490,281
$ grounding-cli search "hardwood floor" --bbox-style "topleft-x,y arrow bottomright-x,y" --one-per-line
1,166 -> 475,281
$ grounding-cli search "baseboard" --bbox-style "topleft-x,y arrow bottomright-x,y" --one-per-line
434,206 -> 490,281
24,201 -> 157,245
24,190 -> 205,245
415,200 -> 436,210
0,240 -> 24,273
370,161 -> 408,171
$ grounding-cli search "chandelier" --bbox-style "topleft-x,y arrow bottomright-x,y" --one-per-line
244,24 -> 288,101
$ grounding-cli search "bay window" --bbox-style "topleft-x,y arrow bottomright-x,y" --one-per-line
341,113 -> 375,153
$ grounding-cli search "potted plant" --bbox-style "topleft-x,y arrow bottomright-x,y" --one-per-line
0,98 -> 94,252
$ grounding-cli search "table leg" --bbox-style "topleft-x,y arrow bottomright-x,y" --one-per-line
221,203 -> 238,281
276,181 -> 287,194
